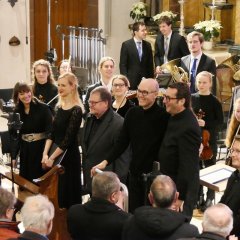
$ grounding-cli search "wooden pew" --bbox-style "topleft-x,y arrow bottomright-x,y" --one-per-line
0,164 -> 71,240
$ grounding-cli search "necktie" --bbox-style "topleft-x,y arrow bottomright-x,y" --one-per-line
190,58 -> 198,93
164,37 -> 169,63
137,42 -> 142,60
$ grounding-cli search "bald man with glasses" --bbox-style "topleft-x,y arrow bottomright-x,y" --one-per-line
92,78 -> 169,212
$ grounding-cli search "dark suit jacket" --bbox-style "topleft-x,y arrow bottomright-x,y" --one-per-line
82,108 -> 131,191
84,82 -> 102,113
154,31 -> 189,67
158,108 -> 201,217
18,231 -> 48,240
120,38 -> 154,90
181,53 -> 217,95
220,170 -> 240,236
67,197 -> 131,240
228,85 -> 240,121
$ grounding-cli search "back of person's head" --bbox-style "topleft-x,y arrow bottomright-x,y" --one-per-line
0,187 -> 16,219
92,171 -> 121,201
91,86 -> 112,108
149,175 -> 177,208
202,203 -> 233,237
21,194 -> 54,235
168,82 -> 191,108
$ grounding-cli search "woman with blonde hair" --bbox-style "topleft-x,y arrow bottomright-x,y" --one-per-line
31,59 -> 58,110
226,98 -> 240,148
42,72 -> 83,208
111,74 -> 134,118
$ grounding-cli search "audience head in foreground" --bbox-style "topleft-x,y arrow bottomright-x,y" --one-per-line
20,194 -> 54,239
67,171 -> 130,240
122,175 -> 199,240
0,187 -> 19,239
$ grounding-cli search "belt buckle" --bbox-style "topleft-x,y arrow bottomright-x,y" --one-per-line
26,134 -> 34,142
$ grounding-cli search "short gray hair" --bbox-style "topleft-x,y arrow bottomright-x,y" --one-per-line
92,171 -> 120,200
0,187 -> 16,218
21,194 -> 54,232
150,175 -> 176,208
203,203 -> 233,237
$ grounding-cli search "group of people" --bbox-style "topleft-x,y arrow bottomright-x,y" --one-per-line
1,14 -> 240,240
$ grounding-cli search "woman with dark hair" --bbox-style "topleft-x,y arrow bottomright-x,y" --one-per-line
42,72 -> 83,208
31,59 -> 58,110
11,82 -> 53,181
111,74 -> 134,118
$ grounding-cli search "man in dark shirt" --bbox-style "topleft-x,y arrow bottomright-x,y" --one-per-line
122,175 -> 199,240
158,82 -> 201,217
220,135 -> 240,237
67,171 -> 131,240
82,86 -> 130,192
92,78 -> 169,212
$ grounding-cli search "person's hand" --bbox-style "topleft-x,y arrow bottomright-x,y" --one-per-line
155,66 -> 162,74
229,235 -> 238,240
41,154 -> 49,169
198,119 -> 205,127
91,160 -> 108,177
199,143 -> 204,157
44,157 -> 54,168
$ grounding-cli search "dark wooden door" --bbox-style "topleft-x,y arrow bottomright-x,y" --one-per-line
30,0 -> 98,63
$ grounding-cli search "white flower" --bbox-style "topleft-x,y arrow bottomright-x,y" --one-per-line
130,2 -> 148,22
193,20 -> 222,41
152,11 -> 177,22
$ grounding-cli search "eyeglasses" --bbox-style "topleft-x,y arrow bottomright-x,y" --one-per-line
229,148 -> 240,155
88,100 -> 104,106
137,89 -> 157,96
163,94 -> 179,102
112,83 -> 126,88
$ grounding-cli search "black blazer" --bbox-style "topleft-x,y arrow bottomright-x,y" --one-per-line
120,38 -> 154,90
154,31 -> 189,67
181,53 -> 217,95
82,109 -> 131,190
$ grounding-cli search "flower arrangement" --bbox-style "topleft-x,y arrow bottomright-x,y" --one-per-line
152,11 -> 177,23
194,20 -> 222,41
130,2 -> 147,22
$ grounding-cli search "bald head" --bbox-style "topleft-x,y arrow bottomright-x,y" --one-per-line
137,78 -> 159,110
203,203 -> 233,237
149,175 -> 177,208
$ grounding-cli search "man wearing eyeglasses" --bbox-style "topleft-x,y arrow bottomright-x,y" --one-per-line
92,78 -> 169,212
158,82 -> 201,217
220,135 -> 240,237
82,86 -> 131,193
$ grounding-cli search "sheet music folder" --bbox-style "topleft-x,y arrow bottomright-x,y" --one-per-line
200,163 -> 235,192
48,143 -> 67,166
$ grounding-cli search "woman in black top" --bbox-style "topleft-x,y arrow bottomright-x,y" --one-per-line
111,75 -> 134,118
31,59 -> 58,111
191,71 -> 224,210
11,82 -> 53,181
42,72 -> 83,208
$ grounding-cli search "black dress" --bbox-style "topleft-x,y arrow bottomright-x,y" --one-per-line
112,99 -> 135,118
50,105 -> 82,208
33,82 -> 58,111
11,100 -> 53,181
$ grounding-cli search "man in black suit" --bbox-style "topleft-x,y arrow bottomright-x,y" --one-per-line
154,16 -> 189,74
82,86 -> 130,192
120,22 -> 154,90
158,82 -> 201,217
181,31 -> 216,95
67,171 -> 131,240
220,135 -> 240,237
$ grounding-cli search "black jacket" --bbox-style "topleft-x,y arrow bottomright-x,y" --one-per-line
178,232 -> 226,240
122,206 -> 199,240
67,197 -> 131,240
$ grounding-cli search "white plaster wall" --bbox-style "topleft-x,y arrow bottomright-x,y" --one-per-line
99,0 -> 138,73
0,0 -> 31,89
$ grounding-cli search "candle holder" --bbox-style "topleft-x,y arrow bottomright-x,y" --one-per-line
209,4 -> 217,20
178,0 -> 185,36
